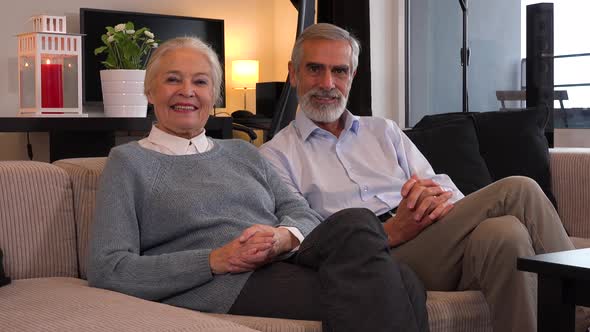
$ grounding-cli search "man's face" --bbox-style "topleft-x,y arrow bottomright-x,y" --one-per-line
289,39 -> 355,123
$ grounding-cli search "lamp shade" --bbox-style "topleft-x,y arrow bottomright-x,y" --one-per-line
232,60 -> 259,89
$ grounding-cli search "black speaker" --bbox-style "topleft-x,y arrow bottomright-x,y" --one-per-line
256,81 -> 285,118
526,3 -> 554,138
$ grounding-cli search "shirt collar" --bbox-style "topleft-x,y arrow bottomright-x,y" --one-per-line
146,125 -> 209,155
295,109 -> 360,141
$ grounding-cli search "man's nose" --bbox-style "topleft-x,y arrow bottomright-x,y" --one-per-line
318,71 -> 335,89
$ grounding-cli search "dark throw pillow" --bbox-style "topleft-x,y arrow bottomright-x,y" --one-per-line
473,109 -> 556,207
0,248 -> 10,287
414,109 -> 556,208
405,116 -> 493,195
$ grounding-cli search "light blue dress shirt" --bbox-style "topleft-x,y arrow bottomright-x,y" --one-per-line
259,110 -> 464,219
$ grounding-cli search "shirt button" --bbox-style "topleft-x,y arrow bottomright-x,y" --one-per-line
363,186 -> 368,192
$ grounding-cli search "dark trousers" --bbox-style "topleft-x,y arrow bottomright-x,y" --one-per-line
229,208 -> 429,332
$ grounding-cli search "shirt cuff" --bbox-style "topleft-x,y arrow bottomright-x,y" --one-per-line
278,226 -> 304,252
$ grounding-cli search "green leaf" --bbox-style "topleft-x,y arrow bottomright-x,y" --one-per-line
101,60 -> 116,69
94,46 -> 108,55
135,27 -> 147,37
125,22 -> 134,30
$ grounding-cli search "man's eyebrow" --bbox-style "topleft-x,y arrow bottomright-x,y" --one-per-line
333,65 -> 350,70
304,63 -> 349,70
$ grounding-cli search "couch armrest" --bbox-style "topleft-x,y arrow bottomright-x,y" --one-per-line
550,148 -> 590,238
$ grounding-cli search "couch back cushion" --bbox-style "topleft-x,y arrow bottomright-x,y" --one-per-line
53,157 -> 107,279
414,109 -> 556,208
404,117 -> 493,195
0,162 -> 78,279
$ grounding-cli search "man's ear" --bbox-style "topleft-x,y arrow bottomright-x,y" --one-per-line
288,61 -> 298,88
352,69 -> 357,79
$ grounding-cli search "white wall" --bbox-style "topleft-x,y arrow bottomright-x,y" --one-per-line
0,0 -> 297,160
369,0 -> 405,127
272,0 -> 298,82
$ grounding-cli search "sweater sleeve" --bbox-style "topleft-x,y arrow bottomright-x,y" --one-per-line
87,147 -> 214,301
261,155 -> 322,237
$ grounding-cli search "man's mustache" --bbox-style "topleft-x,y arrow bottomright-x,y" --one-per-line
307,88 -> 343,99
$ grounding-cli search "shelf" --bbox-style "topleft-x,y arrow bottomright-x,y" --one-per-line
0,116 -> 233,161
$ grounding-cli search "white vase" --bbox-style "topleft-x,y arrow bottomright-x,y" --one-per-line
100,69 -> 148,117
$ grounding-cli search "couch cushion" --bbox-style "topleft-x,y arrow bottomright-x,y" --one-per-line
0,161 -> 78,279
213,290 -> 492,332
53,157 -> 107,279
404,117 -> 493,195
414,109 -> 556,207
549,148 -> 590,237
0,277 -> 256,332
571,236 -> 590,249
211,313 -> 321,332
426,291 -> 492,332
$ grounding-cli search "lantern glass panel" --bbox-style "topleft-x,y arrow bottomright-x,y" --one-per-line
63,56 -> 79,108
19,56 -> 36,108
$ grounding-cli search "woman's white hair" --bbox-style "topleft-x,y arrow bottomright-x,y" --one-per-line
144,36 -> 223,104
291,23 -> 360,73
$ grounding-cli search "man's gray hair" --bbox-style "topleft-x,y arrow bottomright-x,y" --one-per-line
144,36 -> 223,105
291,23 -> 360,73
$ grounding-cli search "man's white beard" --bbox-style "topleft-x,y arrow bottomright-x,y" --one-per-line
299,87 -> 348,123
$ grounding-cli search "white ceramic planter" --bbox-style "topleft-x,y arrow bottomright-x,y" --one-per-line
100,69 -> 148,117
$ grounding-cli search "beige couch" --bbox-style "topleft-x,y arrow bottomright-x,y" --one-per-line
1,148 -> 590,332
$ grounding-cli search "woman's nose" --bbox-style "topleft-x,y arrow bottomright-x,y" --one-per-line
179,81 -> 195,97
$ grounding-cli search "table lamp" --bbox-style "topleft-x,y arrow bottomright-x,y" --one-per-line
232,60 -> 259,113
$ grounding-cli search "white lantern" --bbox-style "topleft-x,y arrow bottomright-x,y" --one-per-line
17,15 -> 86,117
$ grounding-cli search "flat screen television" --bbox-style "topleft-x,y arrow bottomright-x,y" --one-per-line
80,8 -> 226,108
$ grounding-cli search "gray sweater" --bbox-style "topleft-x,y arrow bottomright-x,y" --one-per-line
87,139 -> 322,313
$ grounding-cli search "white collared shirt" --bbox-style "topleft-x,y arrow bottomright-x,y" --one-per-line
139,125 -> 212,155
260,110 -> 463,219
139,124 -> 304,249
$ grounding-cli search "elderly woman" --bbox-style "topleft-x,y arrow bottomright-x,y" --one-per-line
87,36 -> 429,332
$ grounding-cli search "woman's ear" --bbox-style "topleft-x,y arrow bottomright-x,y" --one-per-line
146,90 -> 154,105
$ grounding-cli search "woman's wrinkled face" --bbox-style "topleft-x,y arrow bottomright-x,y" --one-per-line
147,47 -> 214,139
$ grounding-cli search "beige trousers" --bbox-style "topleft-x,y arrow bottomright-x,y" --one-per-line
391,176 -> 583,332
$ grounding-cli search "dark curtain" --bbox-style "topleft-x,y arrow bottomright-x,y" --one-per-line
317,0 -> 372,116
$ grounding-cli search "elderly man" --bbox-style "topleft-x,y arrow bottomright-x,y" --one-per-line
260,23 -> 585,332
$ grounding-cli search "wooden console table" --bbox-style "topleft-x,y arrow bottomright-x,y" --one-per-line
0,116 -> 232,162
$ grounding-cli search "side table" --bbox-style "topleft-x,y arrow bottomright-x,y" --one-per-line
517,248 -> 590,332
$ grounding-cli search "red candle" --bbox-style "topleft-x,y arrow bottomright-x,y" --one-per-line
41,63 -> 63,108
